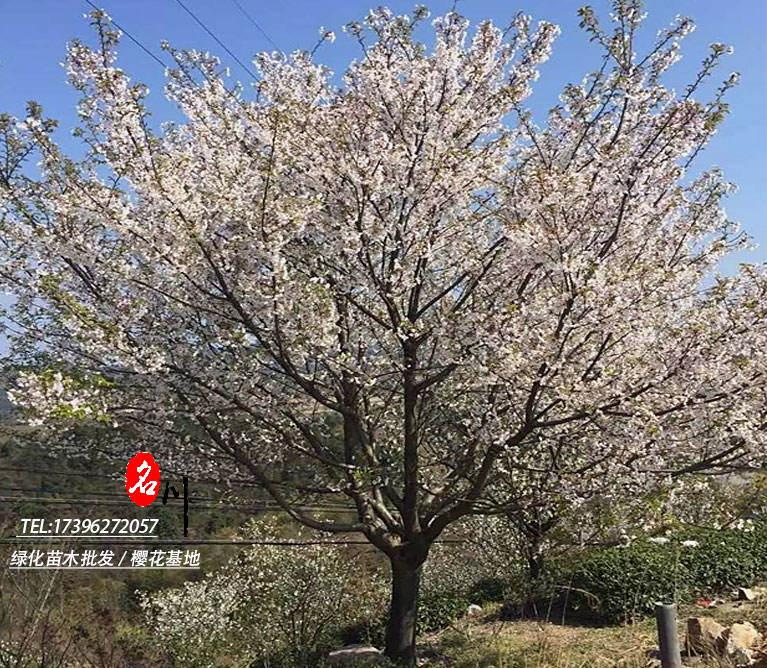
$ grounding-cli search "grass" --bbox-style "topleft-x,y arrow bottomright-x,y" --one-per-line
419,604 -> 657,667
418,600 -> 767,667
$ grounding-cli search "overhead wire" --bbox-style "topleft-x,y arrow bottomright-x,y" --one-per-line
0,494 -> 357,513
1,537 -> 464,546
0,466 -> 354,505
228,0 -> 280,51
83,0 -> 170,70
172,0 -> 259,81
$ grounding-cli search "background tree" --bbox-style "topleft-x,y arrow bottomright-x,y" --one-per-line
1,3 -> 765,664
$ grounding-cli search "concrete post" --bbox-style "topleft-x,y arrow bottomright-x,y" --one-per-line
655,602 -> 683,668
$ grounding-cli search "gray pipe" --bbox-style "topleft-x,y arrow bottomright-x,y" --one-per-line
655,602 -> 683,668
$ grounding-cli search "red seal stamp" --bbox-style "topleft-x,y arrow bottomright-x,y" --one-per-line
125,452 -> 161,507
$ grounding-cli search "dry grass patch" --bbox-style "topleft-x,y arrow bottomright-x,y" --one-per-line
420,606 -> 658,667
420,602 -> 767,667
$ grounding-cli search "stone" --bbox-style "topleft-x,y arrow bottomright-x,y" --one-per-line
725,621 -> 761,650
724,621 -> 761,653
327,645 -> 384,665
738,587 -> 755,601
686,617 -> 726,655
467,604 -> 483,616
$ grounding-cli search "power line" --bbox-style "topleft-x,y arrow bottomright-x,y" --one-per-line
0,485 -> 217,503
83,0 -> 170,70
0,537 -> 464,546
0,465 -> 123,481
0,465 -> 355,501
228,0 -> 280,51
0,485 -> 166,499
0,495 -> 356,513
80,0 -> 237,99
0,465 -> 326,493
0,494 -> 211,510
172,0 -> 258,81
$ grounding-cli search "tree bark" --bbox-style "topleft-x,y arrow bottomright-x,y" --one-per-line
384,549 -> 425,667
525,546 -> 545,580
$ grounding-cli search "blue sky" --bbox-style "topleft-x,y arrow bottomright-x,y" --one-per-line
0,0 -> 765,268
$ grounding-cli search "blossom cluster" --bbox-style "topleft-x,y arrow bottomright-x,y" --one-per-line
139,519 -> 386,667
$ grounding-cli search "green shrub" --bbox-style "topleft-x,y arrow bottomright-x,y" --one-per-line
469,577 -> 509,604
341,573 -> 510,647
678,530 -> 759,595
560,541 -> 690,623
534,524 -> 767,625
747,522 -> 767,573
344,589 -> 472,642
418,590 -> 471,632
339,617 -> 387,648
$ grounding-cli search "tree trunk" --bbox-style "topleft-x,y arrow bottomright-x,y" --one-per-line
525,540 -> 545,580
384,552 -> 423,667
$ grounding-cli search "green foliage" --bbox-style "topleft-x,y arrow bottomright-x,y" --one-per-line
675,523 -> 767,594
341,591 -> 475,647
679,531 -> 758,595
468,577 -> 510,604
418,590 -> 472,633
153,506 -> 182,538
341,581 -> 499,647
534,523 -> 767,625
339,617 -> 387,649
559,541 -> 689,624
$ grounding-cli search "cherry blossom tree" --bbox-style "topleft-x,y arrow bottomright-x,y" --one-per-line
1,3 -> 765,664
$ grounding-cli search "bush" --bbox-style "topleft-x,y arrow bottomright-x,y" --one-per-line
415,532 -> 517,631
341,589 -> 472,647
676,524 -> 767,595
339,617 -> 386,648
534,523 -> 767,625
469,577 -> 510,604
559,541 -> 690,624
418,590 -> 472,632
140,519 -> 386,667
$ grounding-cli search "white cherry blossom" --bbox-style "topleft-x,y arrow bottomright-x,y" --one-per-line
0,3 -> 764,664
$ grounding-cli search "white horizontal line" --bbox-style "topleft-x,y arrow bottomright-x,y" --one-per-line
10,566 -> 199,569
14,535 -> 158,538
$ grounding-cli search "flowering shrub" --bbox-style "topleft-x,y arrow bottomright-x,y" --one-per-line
139,520 -> 386,667
422,541 -> 505,598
